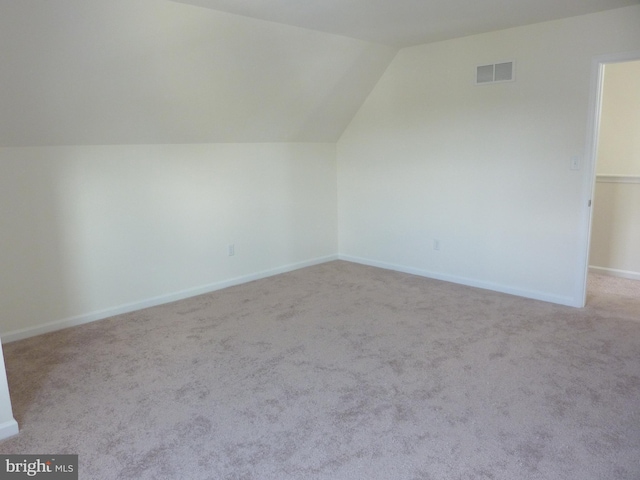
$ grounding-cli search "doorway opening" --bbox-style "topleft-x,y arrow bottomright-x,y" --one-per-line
580,53 -> 640,310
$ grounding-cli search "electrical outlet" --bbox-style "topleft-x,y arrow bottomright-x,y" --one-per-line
433,239 -> 440,251
228,244 -> 235,256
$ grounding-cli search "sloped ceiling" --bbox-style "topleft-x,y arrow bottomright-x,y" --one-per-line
1,0 -> 636,146
173,0 -> 640,48
0,0 -> 395,146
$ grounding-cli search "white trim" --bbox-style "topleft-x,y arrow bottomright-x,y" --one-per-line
339,254 -> 577,307
589,266 -> 640,281
1,255 -> 338,344
0,419 -> 19,442
596,174 -> 640,184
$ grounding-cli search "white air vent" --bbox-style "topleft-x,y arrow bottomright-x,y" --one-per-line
475,61 -> 514,85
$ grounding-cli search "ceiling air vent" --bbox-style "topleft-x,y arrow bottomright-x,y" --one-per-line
475,61 -> 514,85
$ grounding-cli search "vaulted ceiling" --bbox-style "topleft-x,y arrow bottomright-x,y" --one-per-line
0,0 -> 396,146
0,0 -> 636,146
173,0 -> 640,47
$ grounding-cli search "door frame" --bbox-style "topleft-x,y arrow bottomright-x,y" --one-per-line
576,50 -> 640,307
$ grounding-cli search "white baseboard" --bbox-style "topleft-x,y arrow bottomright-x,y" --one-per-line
339,254 -> 578,307
589,266 -> 640,281
0,419 -> 19,442
2,255 -> 338,344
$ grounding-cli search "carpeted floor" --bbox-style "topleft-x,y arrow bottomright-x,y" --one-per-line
1,261 -> 639,479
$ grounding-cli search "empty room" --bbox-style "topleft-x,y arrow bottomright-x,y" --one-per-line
1,1 -> 639,479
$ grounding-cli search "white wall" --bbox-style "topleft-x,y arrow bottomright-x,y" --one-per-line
0,143 -> 337,339
0,0 -> 395,341
337,6 -> 640,306
590,60 -> 640,278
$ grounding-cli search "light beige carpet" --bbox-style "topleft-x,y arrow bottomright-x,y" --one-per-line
1,261 -> 639,479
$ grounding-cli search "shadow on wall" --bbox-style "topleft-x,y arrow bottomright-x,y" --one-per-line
0,153 -> 76,338
0,143 -> 339,342
0,152 -> 76,420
